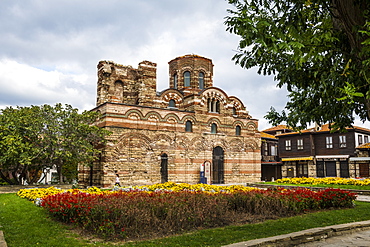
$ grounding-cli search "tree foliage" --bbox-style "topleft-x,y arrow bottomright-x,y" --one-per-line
0,104 -> 110,185
225,0 -> 370,130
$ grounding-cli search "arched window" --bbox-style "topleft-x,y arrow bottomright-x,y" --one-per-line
169,99 -> 176,108
114,80 -> 123,96
160,153 -> 168,183
199,72 -> 204,89
235,125 -> 241,136
184,71 -> 191,87
185,120 -> 193,132
232,107 -> 237,115
211,99 -> 216,112
208,98 -> 220,113
211,123 -> 217,134
173,74 -> 178,89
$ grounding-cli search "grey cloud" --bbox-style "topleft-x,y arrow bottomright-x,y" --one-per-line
0,0 -> 290,131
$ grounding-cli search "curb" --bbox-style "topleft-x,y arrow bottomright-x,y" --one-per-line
0,231 -> 7,247
223,220 -> 370,247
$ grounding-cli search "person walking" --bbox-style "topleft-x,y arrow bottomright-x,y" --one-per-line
115,174 -> 121,187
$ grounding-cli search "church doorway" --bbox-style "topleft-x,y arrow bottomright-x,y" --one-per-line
160,153 -> 168,183
212,146 -> 224,184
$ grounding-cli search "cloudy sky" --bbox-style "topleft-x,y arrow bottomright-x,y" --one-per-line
2,0 -> 365,131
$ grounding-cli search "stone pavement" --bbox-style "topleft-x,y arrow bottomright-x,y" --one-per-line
299,228 -> 370,247
223,220 -> 370,247
223,195 -> 370,247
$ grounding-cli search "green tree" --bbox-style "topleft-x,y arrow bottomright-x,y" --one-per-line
0,106 -> 42,184
225,0 -> 370,130
0,104 -> 110,185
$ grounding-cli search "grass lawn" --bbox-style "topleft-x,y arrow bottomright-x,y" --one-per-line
1,193 -> 370,247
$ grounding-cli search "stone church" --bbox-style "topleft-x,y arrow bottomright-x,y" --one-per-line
79,54 -> 261,187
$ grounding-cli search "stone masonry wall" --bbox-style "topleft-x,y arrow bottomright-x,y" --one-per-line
81,55 -> 261,188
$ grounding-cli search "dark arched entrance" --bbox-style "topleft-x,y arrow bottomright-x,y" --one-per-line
212,146 -> 224,184
160,153 -> 168,183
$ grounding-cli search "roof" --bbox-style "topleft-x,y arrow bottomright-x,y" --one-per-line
276,123 -> 370,137
262,125 -> 291,132
260,132 -> 277,140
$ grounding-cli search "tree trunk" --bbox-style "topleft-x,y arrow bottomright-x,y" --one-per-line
0,169 -> 15,185
11,170 -> 20,185
331,0 -> 368,55
57,163 -> 63,184
365,98 -> 370,122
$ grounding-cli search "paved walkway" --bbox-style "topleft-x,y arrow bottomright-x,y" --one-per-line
299,229 -> 370,247
224,195 -> 370,247
224,221 -> 370,247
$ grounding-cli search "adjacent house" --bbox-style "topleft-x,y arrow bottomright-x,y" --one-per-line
259,125 -> 293,181
260,131 -> 281,181
351,142 -> 370,177
276,124 -> 370,178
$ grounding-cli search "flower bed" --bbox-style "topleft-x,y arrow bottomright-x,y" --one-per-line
275,177 -> 370,186
17,182 -> 356,241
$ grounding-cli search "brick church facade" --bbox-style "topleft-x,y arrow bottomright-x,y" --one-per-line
79,55 -> 261,187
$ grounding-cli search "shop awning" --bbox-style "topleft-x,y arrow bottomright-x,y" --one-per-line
281,156 -> 314,161
261,161 -> 283,165
349,157 -> 370,161
316,155 -> 349,159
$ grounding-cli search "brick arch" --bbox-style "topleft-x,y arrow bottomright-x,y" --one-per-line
197,68 -> 207,74
244,139 -> 259,151
153,133 -> 174,145
229,138 -> 245,152
229,96 -> 246,111
178,66 -> 193,75
232,120 -> 245,128
181,115 -> 197,124
144,111 -> 163,121
211,140 -> 228,152
200,87 -> 228,104
191,136 -> 212,152
177,135 -> 191,150
207,117 -> 222,126
117,133 -> 152,147
199,88 -> 230,115
124,109 -> 145,119
160,90 -> 183,104
246,121 -> 257,131
112,133 -> 152,161
163,113 -> 181,123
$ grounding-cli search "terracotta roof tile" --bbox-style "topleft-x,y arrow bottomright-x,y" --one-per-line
276,123 -> 370,136
260,132 -> 277,140
262,125 -> 292,132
